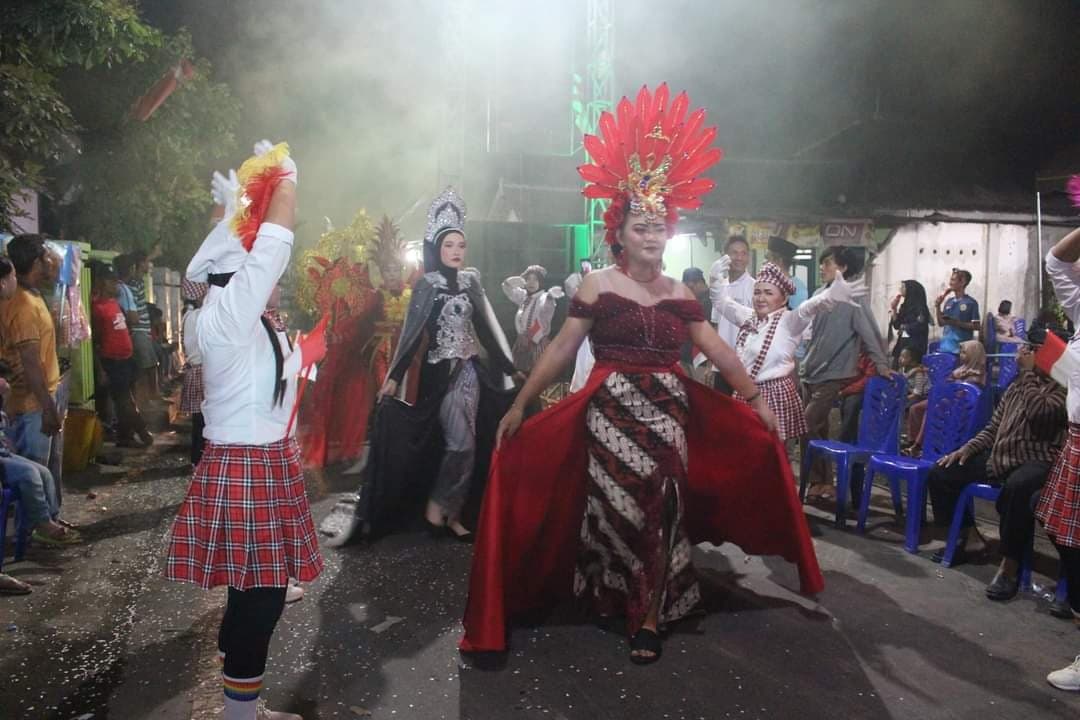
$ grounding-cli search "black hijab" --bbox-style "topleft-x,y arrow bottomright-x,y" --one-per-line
423,229 -> 461,292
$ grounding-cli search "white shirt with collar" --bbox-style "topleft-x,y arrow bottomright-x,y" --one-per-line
713,270 -> 756,348
714,289 -> 837,383
198,222 -> 305,444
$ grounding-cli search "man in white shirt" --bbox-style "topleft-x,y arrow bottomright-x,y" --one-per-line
711,234 -> 755,393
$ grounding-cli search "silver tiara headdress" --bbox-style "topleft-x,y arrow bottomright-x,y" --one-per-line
424,187 -> 467,246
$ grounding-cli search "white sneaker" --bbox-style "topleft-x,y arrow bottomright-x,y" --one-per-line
1047,655 -> 1080,692
284,583 -> 305,604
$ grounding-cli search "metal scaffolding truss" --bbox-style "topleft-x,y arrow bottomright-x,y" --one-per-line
584,0 -> 615,257
438,0 -> 469,194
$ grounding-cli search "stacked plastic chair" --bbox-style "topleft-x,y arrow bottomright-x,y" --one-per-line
924,352 -> 958,388
0,480 -> 30,572
1013,318 -> 1027,340
800,374 -> 907,528
856,381 -> 983,552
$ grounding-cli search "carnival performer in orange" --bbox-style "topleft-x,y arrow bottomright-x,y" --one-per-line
460,84 -> 823,665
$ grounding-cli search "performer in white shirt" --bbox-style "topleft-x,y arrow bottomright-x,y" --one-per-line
165,141 -> 326,720
711,258 -> 866,441
502,265 -> 564,373
711,234 -> 755,393
564,262 -> 595,392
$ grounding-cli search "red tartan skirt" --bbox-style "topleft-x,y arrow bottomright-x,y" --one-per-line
1036,424 -> 1080,548
736,375 -> 807,441
165,437 -> 323,589
179,364 -> 204,415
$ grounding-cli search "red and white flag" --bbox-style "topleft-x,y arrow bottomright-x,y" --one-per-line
1035,331 -> 1079,387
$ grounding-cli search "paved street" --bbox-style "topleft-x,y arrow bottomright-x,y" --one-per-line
2,426 -> 1080,720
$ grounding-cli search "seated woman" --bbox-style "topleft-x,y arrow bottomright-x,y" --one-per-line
906,339 -> 985,452
460,84 -> 823,665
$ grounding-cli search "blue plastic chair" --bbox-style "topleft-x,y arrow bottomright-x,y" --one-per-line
993,342 -> 1019,403
1014,318 -> 1027,341
857,382 -> 983,552
939,483 -> 1004,570
800,374 -> 907,528
0,482 -> 30,572
924,352 -> 958,388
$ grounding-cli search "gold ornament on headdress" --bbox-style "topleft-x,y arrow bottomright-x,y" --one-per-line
296,210 -> 375,316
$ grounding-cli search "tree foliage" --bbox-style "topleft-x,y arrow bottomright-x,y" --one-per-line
1,1 -> 242,268
57,30 -> 241,266
0,0 -> 159,233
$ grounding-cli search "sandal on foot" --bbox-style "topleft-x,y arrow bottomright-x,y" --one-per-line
0,574 -> 31,595
32,528 -> 81,546
629,628 -> 663,665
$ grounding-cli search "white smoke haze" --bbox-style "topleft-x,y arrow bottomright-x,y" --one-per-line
149,0 -> 1080,248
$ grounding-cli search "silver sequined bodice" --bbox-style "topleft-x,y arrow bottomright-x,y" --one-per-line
428,292 -> 480,363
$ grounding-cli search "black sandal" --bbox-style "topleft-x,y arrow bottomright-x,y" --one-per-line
629,628 -> 662,665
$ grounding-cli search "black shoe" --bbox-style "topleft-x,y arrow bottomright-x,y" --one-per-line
1049,598 -> 1075,620
629,628 -> 663,665
446,525 -> 474,543
985,573 -> 1020,601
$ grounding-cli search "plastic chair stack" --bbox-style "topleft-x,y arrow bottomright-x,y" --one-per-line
800,374 -> 907,528
856,381 -> 983,552
1013,318 -> 1027,341
0,482 -> 29,572
924,352 -> 958,388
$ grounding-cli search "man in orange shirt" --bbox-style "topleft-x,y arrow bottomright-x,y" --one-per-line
0,235 -> 62,475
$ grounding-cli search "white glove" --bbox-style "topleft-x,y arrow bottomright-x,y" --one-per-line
823,274 -> 868,307
709,255 -> 731,285
253,139 -> 298,186
564,272 -> 583,298
210,169 -> 239,219
548,286 -> 565,300
504,276 -> 526,290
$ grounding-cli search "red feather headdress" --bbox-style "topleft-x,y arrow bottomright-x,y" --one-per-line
231,143 -> 293,251
577,83 -> 723,250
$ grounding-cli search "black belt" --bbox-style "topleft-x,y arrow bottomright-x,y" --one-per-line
208,272 -> 235,287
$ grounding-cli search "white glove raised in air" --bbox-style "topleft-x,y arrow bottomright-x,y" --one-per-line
823,273 -> 868,307
253,138 -> 298,186
548,286 -> 565,300
709,255 -> 731,285
210,169 -> 239,219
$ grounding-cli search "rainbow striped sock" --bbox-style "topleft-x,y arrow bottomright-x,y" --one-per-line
223,672 -> 262,718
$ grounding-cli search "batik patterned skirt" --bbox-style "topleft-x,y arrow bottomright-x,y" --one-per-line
574,371 -> 701,635
165,437 -> 323,589
1036,423 -> 1080,548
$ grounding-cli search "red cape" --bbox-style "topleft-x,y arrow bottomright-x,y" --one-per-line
460,363 -> 824,653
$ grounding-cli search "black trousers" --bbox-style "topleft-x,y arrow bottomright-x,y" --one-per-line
928,450 -> 1052,558
218,586 -> 287,679
100,357 -> 147,443
994,460 -> 1052,561
191,412 -> 205,466
1049,539 -> 1080,613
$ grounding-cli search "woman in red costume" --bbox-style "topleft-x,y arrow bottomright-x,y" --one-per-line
460,84 -> 824,664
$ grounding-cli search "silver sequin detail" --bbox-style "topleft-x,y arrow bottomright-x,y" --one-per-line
424,187 -> 468,246
428,293 -> 479,363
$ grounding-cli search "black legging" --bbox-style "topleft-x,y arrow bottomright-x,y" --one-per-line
218,586 -> 287,679
191,412 -> 206,466
1049,539 -> 1080,614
